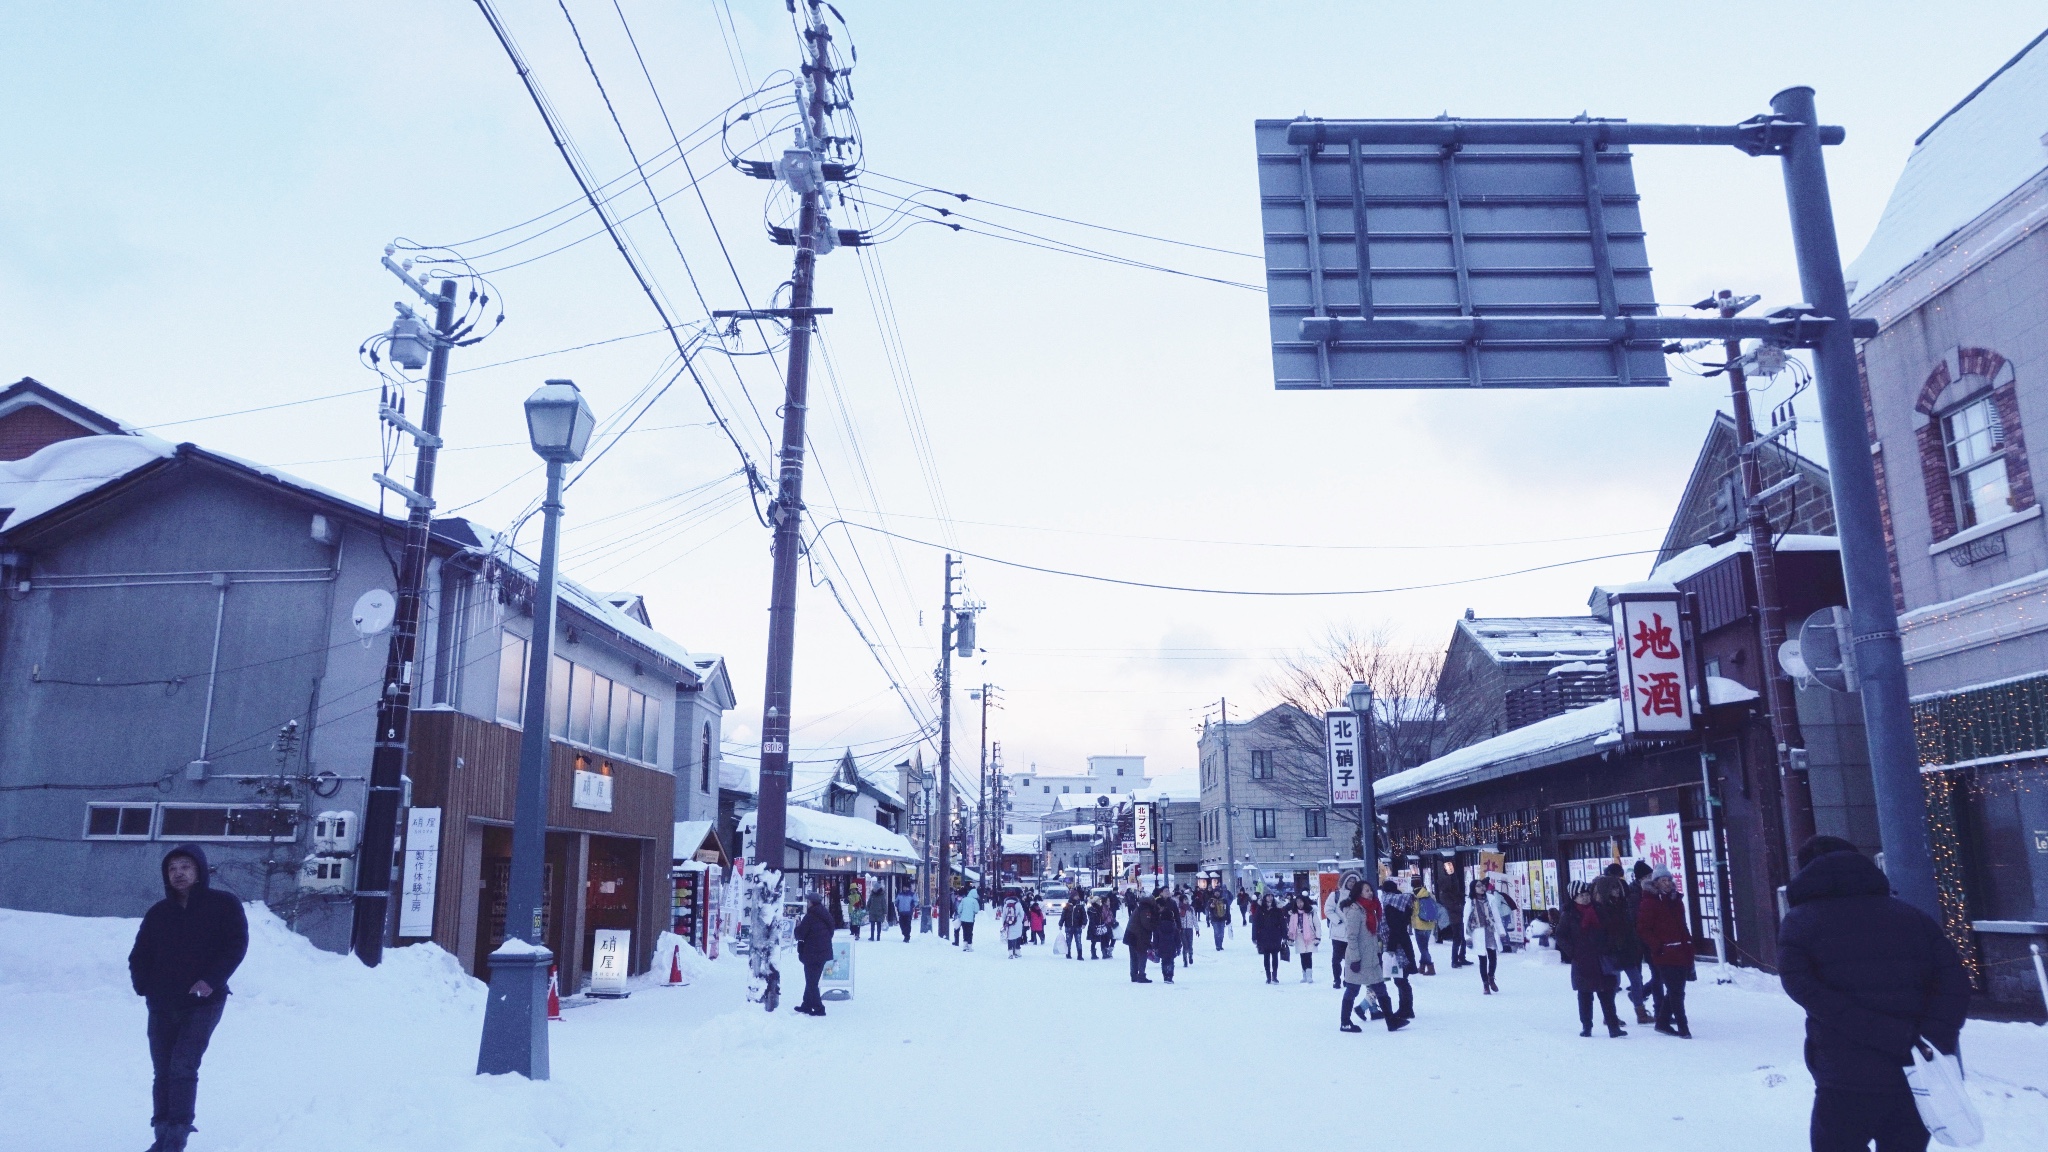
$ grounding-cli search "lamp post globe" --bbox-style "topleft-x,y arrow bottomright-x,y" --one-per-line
524,378 -> 596,463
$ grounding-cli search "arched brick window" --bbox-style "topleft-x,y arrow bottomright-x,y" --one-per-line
1913,347 -> 2033,539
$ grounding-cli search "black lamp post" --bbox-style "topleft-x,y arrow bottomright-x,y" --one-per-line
1346,680 -> 1380,879
478,379 -> 595,1080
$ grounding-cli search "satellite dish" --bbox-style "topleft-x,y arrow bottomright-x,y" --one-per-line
1778,638 -> 1811,683
1798,606 -> 1858,693
352,589 -> 397,639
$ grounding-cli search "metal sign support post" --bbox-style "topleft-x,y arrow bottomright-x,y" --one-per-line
1770,86 -> 1937,917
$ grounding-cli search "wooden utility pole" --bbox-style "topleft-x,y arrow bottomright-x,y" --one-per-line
1718,289 -> 1817,861
937,555 -> 959,935
750,3 -> 835,876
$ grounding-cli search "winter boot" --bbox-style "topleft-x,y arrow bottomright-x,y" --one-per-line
1608,1022 -> 1628,1038
1635,1002 -> 1654,1026
156,1125 -> 192,1152
1580,1024 -> 1593,1038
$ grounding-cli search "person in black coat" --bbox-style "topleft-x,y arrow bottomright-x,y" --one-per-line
1555,879 -> 1629,1037
793,896 -> 836,1016
1778,837 -> 1969,1152
1150,894 -> 1182,984
128,845 -> 248,1152
1251,894 -> 1288,983
1123,895 -> 1156,982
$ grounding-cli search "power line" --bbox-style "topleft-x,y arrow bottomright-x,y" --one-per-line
812,519 -> 1661,597
864,169 -> 1263,259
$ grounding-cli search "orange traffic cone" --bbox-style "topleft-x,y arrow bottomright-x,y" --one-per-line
547,964 -> 563,1022
667,944 -> 684,985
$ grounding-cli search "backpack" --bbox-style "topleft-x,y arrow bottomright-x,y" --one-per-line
1418,895 -> 1443,925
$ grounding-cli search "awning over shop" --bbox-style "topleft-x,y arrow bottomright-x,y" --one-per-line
1373,698 -> 1624,807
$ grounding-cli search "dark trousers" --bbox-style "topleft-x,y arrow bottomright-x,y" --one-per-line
147,998 -> 224,1128
1160,951 -> 1175,982
1329,940 -> 1347,986
1212,921 -> 1226,950
961,922 -> 974,947
1577,976 -> 1622,1029
1261,951 -> 1280,980
1479,949 -> 1498,987
1182,933 -> 1195,964
800,958 -> 826,1013
868,917 -> 883,940
1389,975 -> 1413,1019
1128,947 -> 1148,981
1449,919 -> 1467,965
1811,1087 -> 1928,1152
899,912 -> 912,941
1624,959 -> 1650,1007
1653,965 -> 1690,1030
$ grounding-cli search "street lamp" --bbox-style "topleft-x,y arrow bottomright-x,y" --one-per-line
919,776 -> 934,932
1346,680 -> 1379,880
478,379 -> 595,1080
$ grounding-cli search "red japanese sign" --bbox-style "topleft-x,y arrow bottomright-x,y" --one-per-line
1613,597 -> 1693,736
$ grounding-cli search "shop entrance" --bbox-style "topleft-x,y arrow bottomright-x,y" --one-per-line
583,836 -> 641,980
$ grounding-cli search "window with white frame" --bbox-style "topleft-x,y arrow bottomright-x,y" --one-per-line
1943,394 -> 2013,530
496,633 -> 528,725
84,803 -> 155,840
157,804 -> 299,842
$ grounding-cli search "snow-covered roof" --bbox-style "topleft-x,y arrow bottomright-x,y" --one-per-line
1001,833 -> 1041,855
0,434 -> 174,531
1646,534 -> 1838,586
1375,699 -> 1624,806
482,540 -> 700,676
1705,676 -> 1759,706
1459,616 -> 1613,663
1846,30 -> 2048,308
739,806 -> 921,863
671,820 -> 720,862
719,760 -> 755,795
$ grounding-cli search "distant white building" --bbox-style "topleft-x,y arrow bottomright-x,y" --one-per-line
1004,755 -> 1149,837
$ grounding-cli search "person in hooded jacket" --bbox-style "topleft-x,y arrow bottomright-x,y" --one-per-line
1376,881 -> 1416,1023
1250,894 -> 1288,983
1207,890 -> 1231,951
794,895 -> 836,1016
1337,880 -> 1403,1032
1287,895 -> 1320,983
1177,892 -> 1198,966
129,845 -> 249,1152
1151,893 -> 1182,983
1001,895 -> 1027,958
1060,897 -> 1088,959
1607,861 -> 1654,1024
1123,894 -> 1156,982
1555,879 -> 1628,1037
1318,877 -> 1351,988
1466,876 -> 1503,994
1027,898 -> 1046,945
1634,864 -> 1694,1038
1778,836 -> 1969,1152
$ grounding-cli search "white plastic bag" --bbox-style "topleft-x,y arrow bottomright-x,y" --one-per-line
1906,1039 -> 1984,1148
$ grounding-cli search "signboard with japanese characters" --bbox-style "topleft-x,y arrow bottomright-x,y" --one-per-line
1324,709 -> 1363,806
1612,596 -> 1694,736
572,761 -> 615,812
1628,813 -> 1691,931
1134,803 -> 1155,850
589,928 -> 630,997
398,807 -> 440,938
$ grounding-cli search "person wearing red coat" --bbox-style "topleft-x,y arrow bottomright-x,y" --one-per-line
1635,865 -> 1694,1038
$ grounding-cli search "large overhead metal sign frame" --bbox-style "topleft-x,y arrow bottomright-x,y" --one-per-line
1256,114 -> 1871,390
1251,90 -> 1934,925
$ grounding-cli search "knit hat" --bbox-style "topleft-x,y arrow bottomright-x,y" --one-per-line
1649,865 -> 1673,883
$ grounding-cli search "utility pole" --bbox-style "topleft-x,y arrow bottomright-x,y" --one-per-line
1772,86 -> 1937,917
976,683 -> 993,897
937,554 -> 960,936
749,1 -> 835,884
1717,289 -> 1818,862
351,271 -> 456,967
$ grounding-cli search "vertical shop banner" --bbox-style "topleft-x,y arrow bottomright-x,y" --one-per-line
1505,861 -> 1530,943
398,808 -> 440,938
1612,596 -> 1694,736
590,928 -> 631,996
1134,803 -> 1154,850
1325,710 -> 1363,805
1628,813 -> 1691,930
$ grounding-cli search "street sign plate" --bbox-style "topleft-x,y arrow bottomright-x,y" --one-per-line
1255,118 -> 1667,388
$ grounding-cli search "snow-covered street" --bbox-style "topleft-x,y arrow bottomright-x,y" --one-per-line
4,904 -> 2044,1151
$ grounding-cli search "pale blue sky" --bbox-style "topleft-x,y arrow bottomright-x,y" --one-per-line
5,2 -> 2042,790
